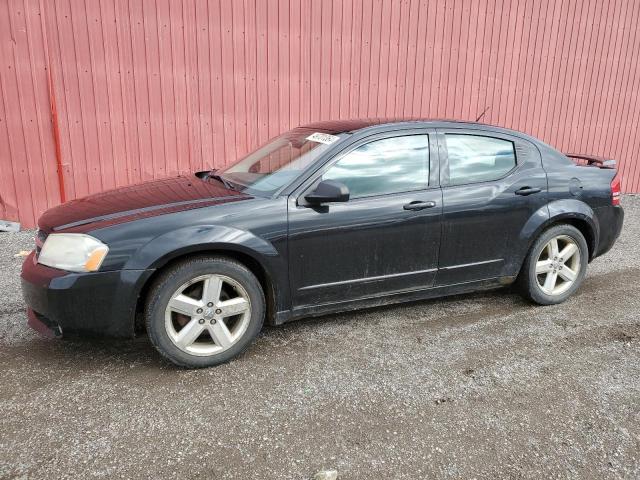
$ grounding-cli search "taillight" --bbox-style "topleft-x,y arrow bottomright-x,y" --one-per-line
611,174 -> 621,206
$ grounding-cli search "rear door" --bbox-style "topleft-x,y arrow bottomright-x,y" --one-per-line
288,130 -> 442,308
435,128 -> 548,285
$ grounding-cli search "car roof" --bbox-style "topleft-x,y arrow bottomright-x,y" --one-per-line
300,118 -> 544,145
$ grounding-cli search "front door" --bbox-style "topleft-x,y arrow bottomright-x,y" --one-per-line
287,131 -> 442,309
435,128 -> 549,285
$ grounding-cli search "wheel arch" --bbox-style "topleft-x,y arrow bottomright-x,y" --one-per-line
127,224 -> 285,332
526,200 -> 599,261
134,246 -> 279,332
511,200 -> 599,281
548,217 -> 596,260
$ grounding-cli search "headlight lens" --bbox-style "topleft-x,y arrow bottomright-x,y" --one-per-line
38,233 -> 109,272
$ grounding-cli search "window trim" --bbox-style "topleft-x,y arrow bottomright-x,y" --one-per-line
293,129 -> 438,206
437,129 -> 522,188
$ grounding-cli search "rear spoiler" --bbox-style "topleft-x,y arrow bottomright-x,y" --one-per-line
565,153 -> 617,169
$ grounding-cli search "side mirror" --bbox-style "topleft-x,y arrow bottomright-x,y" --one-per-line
304,180 -> 350,205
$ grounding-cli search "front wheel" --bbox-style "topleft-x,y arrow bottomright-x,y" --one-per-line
145,256 -> 265,368
517,224 -> 588,305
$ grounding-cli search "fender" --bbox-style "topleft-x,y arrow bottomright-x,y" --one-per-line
124,224 -> 288,312
125,224 -> 279,269
517,199 -> 599,264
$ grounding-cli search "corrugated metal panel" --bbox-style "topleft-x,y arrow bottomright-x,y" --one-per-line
1,0 -> 640,228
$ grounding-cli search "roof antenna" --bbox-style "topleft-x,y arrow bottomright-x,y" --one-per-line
475,106 -> 490,122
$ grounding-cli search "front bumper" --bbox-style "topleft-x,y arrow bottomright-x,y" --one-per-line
21,251 -> 153,338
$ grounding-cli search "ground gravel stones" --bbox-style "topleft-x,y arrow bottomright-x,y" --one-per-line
1,196 -> 639,479
313,469 -> 338,480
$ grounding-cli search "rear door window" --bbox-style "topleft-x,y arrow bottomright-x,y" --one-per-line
445,134 -> 516,185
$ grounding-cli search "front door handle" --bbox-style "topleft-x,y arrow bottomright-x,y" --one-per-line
403,200 -> 437,211
515,186 -> 542,196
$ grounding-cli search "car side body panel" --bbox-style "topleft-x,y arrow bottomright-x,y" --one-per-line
435,128 -> 550,284
20,119 -> 625,338
287,129 -> 442,309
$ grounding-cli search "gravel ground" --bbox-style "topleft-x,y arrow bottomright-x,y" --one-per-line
1,197 -> 639,480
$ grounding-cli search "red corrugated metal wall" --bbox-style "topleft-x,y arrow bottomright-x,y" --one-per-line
1,0 -> 639,228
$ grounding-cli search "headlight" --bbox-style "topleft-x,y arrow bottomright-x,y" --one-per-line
38,233 -> 109,272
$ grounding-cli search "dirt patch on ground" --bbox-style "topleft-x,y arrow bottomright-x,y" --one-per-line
1,196 -> 639,479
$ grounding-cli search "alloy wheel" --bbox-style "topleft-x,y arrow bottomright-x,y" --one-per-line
535,234 -> 581,296
164,274 -> 252,356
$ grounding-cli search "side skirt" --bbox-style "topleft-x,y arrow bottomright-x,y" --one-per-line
273,276 -> 516,325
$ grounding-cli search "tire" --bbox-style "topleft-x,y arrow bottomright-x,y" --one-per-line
145,255 -> 265,368
517,224 -> 589,305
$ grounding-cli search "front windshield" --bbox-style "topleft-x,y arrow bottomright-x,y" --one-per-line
217,128 -> 344,196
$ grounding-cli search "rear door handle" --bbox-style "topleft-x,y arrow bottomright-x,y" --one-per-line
515,187 -> 542,196
403,201 -> 437,211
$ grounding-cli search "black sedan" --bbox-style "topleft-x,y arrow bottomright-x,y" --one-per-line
21,119 -> 624,368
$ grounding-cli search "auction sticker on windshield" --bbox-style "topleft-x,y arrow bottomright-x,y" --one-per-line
306,132 -> 339,145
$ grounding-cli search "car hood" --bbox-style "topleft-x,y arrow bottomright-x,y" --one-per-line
39,175 -> 252,233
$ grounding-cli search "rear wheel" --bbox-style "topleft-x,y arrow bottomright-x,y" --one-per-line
145,256 -> 265,368
517,224 -> 588,305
